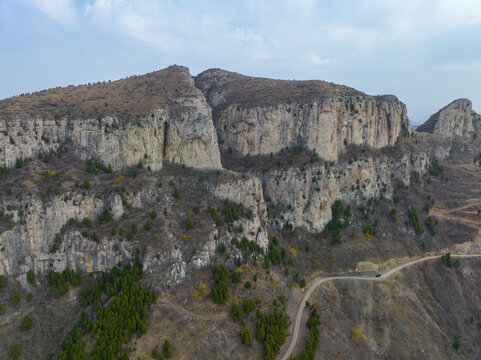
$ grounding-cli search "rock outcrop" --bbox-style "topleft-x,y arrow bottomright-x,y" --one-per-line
258,147 -> 450,231
196,69 -> 411,160
417,98 -> 481,138
0,165 -> 271,283
205,172 -> 269,249
0,66 -> 222,171
0,192 -> 129,282
0,65 -> 455,278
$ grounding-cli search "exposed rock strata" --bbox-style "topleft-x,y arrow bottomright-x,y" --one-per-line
0,170 -> 270,281
249,144 -> 451,231
196,69 -> 411,160
417,98 -> 481,138
0,66 -> 221,171
205,172 -> 269,249
0,192 -> 127,282
0,65 -> 455,281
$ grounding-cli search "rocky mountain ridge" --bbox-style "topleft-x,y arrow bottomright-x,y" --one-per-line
417,98 -> 481,138
196,69 -> 411,161
0,66 -> 221,171
1,65 -> 481,360
0,66 -> 466,281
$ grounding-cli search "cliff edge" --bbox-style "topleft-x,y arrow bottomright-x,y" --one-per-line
417,98 -> 481,138
196,68 -> 411,160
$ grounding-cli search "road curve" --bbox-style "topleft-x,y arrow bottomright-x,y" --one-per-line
280,254 -> 481,360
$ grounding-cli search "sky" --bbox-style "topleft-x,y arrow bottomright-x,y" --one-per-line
1,0 -> 480,125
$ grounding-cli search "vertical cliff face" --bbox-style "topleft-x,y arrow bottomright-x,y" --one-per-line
417,98 -> 481,138
259,147 -> 450,231
0,65 -> 455,278
0,66 -> 222,171
0,192 -> 128,280
196,69 -> 411,160
205,173 -> 269,249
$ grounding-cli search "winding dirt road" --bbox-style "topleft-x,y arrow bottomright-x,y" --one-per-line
280,254 -> 481,360
429,201 -> 481,227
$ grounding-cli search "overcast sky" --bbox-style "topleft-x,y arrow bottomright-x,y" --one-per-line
1,0 -> 480,125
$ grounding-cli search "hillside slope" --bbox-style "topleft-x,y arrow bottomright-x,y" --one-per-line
1,66 -> 481,360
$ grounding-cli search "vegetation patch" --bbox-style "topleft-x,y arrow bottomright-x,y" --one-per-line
48,268 -> 82,298
289,303 -> 321,360
231,236 -> 264,256
222,199 -> 253,225
425,216 -> 436,235
213,265 -> 229,304
58,256 -> 157,359
441,253 -> 453,268
323,200 -> 351,244
408,208 -> 422,235
256,309 -> 291,360
428,157 -> 443,176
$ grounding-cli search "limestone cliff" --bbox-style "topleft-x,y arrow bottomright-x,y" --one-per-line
260,147 -> 450,231
0,65 -> 454,279
196,69 -> 411,160
0,66 -> 221,171
417,98 -> 481,138
0,163 -> 270,285
2,65 -> 481,360
205,172 -> 269,249
0,191 -> 129,282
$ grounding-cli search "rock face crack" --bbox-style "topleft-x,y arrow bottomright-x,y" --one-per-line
163,122 -> 169,158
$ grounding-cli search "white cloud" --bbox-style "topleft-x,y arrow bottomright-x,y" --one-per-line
306,54 -> 340,66
359,0 -> 481,40
438,0 -> 481,27
74,0 -> 481,78
17,0 -> 481,79
18,0 -> 76,24
85,1 -> 202,50
434,61 -> 481,72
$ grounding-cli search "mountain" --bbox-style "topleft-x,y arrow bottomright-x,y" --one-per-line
0,66 -> 480,360
417,98 -> 481,138
196,68 -> 411,161
0,65 -> 221,171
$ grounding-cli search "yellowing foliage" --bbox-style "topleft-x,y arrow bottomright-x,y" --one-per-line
271,278 -> 278,288
182,234 -> 191,242
234,264 -> 252,273
41,169 -> 56,179
351,328 -> 366,342
191,282 -> 211,301
365,233 -> 373,241
289,247 -> 298,257
112,174 -> 124,183
331,252 -> 337,262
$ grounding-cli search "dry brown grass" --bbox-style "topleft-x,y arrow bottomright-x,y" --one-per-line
0,65 -> 197,121
197,68 -> 375,110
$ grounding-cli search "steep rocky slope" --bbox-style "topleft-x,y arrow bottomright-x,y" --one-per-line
196,69 -> 411,160
1,65 -> 481,360
417,98 -> 481,138
223,136 -> 451,231
0,66 -> 221,171
0,156 -> 268,284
